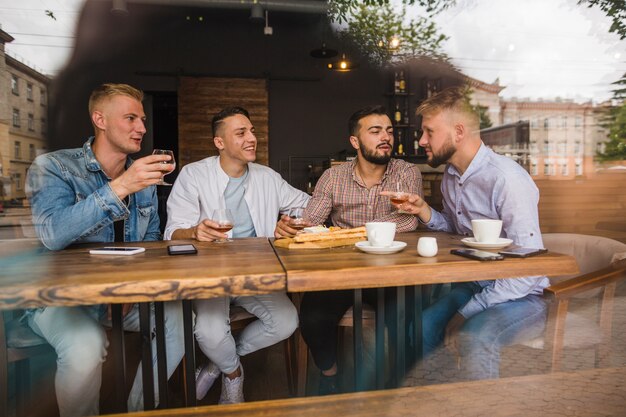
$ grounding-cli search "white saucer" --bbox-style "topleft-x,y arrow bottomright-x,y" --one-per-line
461,237 -> 513,250
355,241 -> 407,254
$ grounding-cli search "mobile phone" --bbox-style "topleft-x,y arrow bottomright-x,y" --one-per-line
167,244 -> 198,256
451,248 -> 504,261
89,246 -> 146,256
499,248 -> 548,258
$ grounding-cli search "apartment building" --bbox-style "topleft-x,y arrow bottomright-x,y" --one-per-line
469,76 -> 610,179
0,28 -> 50,202
501,99 -> 609,179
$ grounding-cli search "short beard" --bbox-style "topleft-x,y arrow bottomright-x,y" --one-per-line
427,135 -> 456,168
359,140 -> 391,165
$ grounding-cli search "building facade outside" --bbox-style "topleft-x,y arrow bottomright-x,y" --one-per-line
0,28 -> 49,203
469,76 -> 611,180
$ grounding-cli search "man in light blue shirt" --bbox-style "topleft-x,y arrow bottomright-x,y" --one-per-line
386,86 -> 549,380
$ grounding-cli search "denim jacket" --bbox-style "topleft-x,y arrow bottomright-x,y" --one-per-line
27,137 -> 161,250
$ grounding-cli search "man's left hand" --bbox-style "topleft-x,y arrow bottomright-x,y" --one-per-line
274,214 -> 301,238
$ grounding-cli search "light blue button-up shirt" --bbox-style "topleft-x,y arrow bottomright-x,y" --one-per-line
425,143 -> 549,319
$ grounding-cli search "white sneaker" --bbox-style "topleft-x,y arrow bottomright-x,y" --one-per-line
195,361 -> 221,401
219,365 -> 245,404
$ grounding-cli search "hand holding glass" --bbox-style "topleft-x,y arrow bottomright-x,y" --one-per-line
212,209 -> 234,242
389,181 -> 409,204
152,149 -> 176,186
288,207 -> 307,231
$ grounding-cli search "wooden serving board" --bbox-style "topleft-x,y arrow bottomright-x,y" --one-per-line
274,236 -> 366,250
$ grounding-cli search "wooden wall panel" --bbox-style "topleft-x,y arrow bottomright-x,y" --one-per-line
178,77 -> 269,167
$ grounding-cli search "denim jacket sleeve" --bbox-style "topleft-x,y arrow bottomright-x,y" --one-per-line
27,154 -> 130,250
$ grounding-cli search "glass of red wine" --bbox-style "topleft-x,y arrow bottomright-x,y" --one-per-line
212,208 -> 234,242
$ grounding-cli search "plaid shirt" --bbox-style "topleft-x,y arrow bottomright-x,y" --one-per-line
304,158 -> 422,232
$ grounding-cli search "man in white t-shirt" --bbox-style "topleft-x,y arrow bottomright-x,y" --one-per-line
165,107 -> 309,404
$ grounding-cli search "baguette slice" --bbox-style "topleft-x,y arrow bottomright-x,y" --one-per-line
274,236 -> 365,249
293,226 -> 366,243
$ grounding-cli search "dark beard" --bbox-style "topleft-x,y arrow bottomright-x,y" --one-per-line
359,142 -> 391,165
427,137 -> 456,168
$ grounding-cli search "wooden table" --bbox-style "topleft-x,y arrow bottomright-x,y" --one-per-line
0,238 -> 286,309
272,231 -> 580,390
1,233 -> 580,410
0,237 -> 286,411
277,232 -> 578,292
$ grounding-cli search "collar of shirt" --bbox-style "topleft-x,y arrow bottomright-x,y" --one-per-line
446,142 -> 489,182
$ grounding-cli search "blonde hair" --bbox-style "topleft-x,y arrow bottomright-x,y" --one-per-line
88,83 -> 144,116
416,86 -> 479,131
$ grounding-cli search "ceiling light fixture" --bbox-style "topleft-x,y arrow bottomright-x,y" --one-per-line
328,53 -> 358,72
250,3 -> 264,22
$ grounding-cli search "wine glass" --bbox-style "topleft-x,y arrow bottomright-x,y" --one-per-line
288,207 -> 307,232
152,149 -> 176,186
211,208 -> 234,243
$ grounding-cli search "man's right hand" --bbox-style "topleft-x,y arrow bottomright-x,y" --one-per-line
380,191 -> 432,223
110,154 -> 174,199
191,219 -> 229,241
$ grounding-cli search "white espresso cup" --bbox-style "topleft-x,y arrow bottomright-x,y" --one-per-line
417,237 -> 438,257
471,219 -> 503,243
365,222 -> 396,247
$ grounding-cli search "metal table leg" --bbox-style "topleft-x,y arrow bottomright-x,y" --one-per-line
353,288 -> 364,392
110,304 -> 127,413
182,300 -> 196,406
395,286 -> 406,384
139,303 -> 155,410
154,302 -> 168,408
376,287 -> 385,390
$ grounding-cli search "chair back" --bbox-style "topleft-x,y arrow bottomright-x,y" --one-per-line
542,233 -> 626,296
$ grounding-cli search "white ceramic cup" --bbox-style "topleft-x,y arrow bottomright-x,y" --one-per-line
471,219 -> 503,243
365,222 -> 396,247
417,237 -> 438,257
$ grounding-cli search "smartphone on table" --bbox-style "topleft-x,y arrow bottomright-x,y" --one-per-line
499,248 -> 547,258
89,247 -> 145,255
167,244 -> 198,255
450,248 -> 504,261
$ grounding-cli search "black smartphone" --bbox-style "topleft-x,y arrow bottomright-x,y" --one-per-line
451,248 -> 504,261
167,244 -> 198,255
499,248 -> 548,258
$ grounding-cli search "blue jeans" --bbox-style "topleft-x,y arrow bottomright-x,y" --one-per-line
28,302 -> 184,417
423,282 -> 548,380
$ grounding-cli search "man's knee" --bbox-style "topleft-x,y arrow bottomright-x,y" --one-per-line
57,324 -> 107,371
270,302 -> 298,341
194,313 -> 231,351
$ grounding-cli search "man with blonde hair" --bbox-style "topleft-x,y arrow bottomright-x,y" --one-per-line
27,83 -> 184,416
384,86 -> 548,380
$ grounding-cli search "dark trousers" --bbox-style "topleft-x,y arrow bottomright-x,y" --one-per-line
300,289 -> 394,372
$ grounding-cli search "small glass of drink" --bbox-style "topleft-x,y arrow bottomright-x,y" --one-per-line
211,208 -> 234,242
152,149 -> 176,186
288,207 -> 307,231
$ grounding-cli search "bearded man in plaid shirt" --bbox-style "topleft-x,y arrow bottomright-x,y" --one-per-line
275,104 -> 423,395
